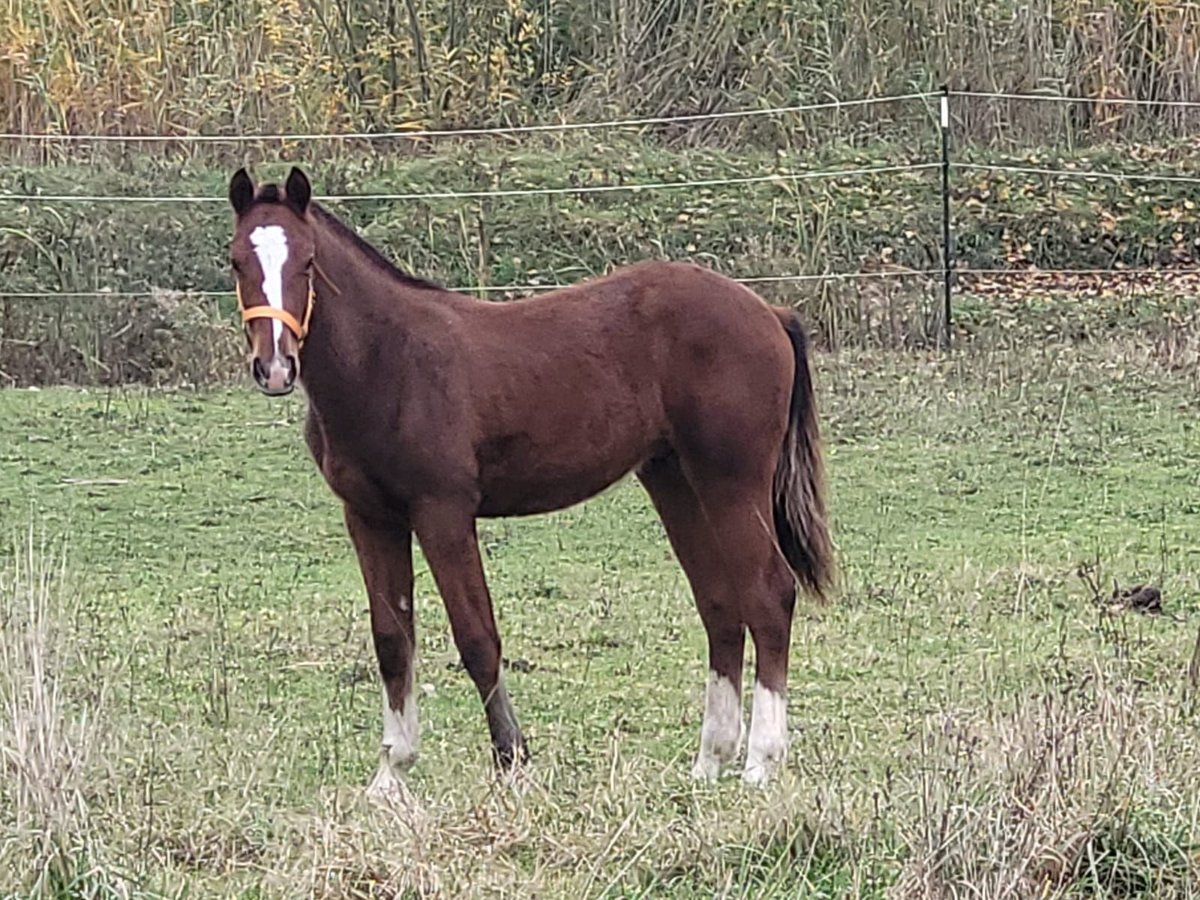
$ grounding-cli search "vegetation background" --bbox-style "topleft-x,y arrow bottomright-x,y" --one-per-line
1,0 -> 1200,384
4,0 -> 1200,145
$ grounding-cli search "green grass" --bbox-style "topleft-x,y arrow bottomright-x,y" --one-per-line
3,337 -> 1200,897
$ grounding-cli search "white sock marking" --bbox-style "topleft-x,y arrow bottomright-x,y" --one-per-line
691,670 -> 743,780
380,680 -> 419,770
249,225 -> 288,351
744,680 -> 788,785
366,667 -> 419,802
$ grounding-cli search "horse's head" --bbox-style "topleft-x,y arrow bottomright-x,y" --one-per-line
227,166 -> 316,396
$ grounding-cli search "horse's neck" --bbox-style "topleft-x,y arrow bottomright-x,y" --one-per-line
299,221 -> 435,421
300,227 -> 373,398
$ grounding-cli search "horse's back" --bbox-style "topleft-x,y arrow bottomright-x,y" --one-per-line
468,259 -> 787,395
489,259 -> 788,363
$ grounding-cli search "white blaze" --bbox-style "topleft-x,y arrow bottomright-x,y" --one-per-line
249,225 -> 289,350
691,670 -> 744,780
744,681 -> 788,786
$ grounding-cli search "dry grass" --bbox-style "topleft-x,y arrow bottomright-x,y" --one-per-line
0,530 -> 126,897
0,289 -> 240,388
3,0 -> 1200,156
893,666 -> 1200,898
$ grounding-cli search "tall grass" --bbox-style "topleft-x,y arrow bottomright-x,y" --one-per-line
3,0 -> 1200,156
0,530 -> 124,897
893,667 -> 1200,897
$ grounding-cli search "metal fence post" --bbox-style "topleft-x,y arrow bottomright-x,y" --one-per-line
940,85 -> 954,349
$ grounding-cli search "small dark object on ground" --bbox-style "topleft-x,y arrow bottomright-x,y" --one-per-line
339,662 -> 373,687
1115,584 -> 1163,615
1076,563 -> 1164,616
447,656 -> 538,673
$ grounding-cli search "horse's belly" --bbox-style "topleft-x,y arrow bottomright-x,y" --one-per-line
476,437 -> 650,517
476,474 -> 623,516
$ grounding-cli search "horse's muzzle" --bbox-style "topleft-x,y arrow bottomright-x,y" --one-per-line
253,354 -> 298,396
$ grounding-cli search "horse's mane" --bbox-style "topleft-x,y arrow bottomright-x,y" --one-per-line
250,185 -> 443,293
310,203 -> 444,292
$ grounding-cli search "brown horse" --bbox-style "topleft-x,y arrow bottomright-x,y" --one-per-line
226,166 -> 833,797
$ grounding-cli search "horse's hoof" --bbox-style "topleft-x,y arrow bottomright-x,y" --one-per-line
741,759 -> 780,787
365,761 -> 418,811
741,767 -> 768,786
690,754 -> 723,781
492,739 -> 530,770
498,760 -> 537,798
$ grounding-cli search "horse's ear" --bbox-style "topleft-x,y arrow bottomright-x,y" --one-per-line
285,166 -> 311,213
229,168 -> 254,216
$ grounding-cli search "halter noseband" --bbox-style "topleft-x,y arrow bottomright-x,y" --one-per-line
235,273 -> 316,347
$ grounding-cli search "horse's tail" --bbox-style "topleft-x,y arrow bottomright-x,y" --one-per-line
772,308 -> 835,602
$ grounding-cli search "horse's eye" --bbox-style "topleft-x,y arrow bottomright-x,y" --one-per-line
230,259 -> 242,273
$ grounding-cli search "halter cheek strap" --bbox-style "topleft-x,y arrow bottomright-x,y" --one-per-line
236,276 -> 316,347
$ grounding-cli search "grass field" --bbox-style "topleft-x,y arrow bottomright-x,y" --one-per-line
3,334 -> 1200,898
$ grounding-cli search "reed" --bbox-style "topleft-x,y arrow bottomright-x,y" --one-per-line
3,0 -> 1200,155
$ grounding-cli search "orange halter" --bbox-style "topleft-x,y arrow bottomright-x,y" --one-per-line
236,274 -> 316,347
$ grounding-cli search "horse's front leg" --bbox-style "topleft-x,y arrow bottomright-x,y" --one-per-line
413,501 -> 527,769
344,507 -> 419,802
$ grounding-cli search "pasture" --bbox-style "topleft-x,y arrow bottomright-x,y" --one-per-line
3,329 -> 1200,898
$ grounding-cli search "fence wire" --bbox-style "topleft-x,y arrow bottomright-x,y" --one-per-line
955,90 -> 1200,109
5,88 -> 1199,146
0,91 -> 938,144
956,161 -> 1200,186
0,269 -> 943,302
8,265 -> 1200,303
0,162 -> 940,205
957,266 -> 1200,277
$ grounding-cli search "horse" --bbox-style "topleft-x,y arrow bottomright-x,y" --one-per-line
225,166 -> 833,797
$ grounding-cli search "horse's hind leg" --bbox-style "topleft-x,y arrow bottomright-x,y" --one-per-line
638,456 -> 746,780
655,464 -> 798,786
740,544 -> 796,786
702,487 -> 797,786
